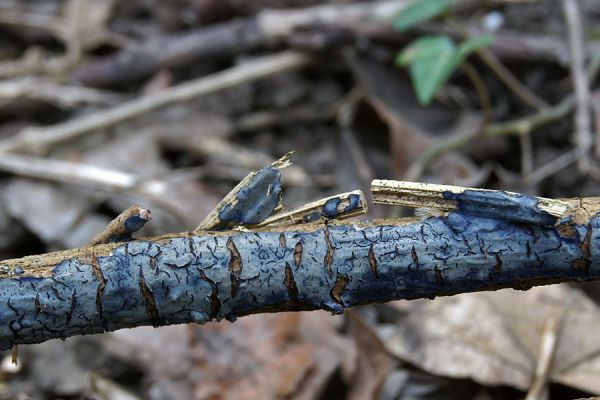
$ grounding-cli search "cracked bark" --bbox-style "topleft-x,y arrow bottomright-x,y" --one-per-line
0,198 -> 600,350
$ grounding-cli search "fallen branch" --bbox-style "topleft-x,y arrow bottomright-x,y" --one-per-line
0,153 -> 167,196
1,178 -> 600,350
0,77 -> 120,109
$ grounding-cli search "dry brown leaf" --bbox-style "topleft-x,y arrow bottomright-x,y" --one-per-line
2,179 -> 110,249
63,0 -> 115,52
189,312 -> 354,400
380,285 -> 600,394
346,311 -> 395,400
115,312 -> 354,400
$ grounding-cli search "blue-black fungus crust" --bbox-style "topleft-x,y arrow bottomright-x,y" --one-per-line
0,211 -> 598,350
124,215 -> 148,233
322,194 -> 362,219
218,166 -> 282,227
442,190 -> 558,226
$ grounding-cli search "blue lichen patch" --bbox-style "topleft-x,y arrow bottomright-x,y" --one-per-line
158,243 -> 196,268
0,258 -> 103,349
283,230 -> 331,304
127,240 -> 161,257
134,239 -> 214,325
97,250 -> 149,330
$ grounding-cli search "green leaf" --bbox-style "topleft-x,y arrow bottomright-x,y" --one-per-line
396,34 -> 492,105
396,36 -> 455,105
393,0 -> 451,32
455,34 -> 493,59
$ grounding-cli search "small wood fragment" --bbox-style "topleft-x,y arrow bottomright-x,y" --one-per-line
257,190 -> 367,227
195,153 -> 292,232
88,205 -> 151,246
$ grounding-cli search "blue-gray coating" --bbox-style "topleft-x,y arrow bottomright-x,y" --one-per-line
217,167 -> 282,228
0,211 -> 598,350
442,190 -> 558,226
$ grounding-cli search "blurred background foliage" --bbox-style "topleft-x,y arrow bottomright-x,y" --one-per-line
0,0 -> 599,399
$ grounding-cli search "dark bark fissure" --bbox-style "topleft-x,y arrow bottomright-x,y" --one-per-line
279,233 -> 286,248
91,255 -> 106,328
411,245 -> 419,270
199,270 -> 221,320
368,244 -> 378,277
294,241 -> 303,268
324,225 -> 334,277
284,262 -> 299,303
494,253 -> 503,273
331,274 -> 349,308
227,238 -> 242,298
139,269 -> 160,326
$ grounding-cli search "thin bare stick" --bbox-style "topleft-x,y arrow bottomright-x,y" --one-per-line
0,51 -> 311,154
78,0 -> 412,86
526,150 -> 578,186
461,60 -> 492,132
0,77 -> 120,108
476,47 -> 548,110
449,20 -> 548,110
525,317 -> 559,400
0,9 -> 63,36
0,153 -> 189,225
404,97 -> 573,181
563,0 -> 594,168
258,0 -> 409,38
256,190 -> 368,228
0,153 -> 166,196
